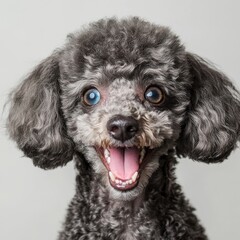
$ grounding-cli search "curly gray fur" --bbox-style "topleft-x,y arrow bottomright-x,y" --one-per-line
7,17 -> 240,239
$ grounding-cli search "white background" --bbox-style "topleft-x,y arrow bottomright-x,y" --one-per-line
1,0 -> 240,239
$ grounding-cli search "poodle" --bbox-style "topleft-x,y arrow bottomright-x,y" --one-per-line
7,17 -> 240,240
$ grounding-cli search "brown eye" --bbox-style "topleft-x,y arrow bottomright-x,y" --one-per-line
82,88 -> 101,106
144,86 -> 164,105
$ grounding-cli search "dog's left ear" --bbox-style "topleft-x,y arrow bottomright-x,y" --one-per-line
7,51 -> 74,169
177,53 -> 240,163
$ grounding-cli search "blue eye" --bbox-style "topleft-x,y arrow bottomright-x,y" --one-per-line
144,86 -> 164,104
83,88 -> 101,106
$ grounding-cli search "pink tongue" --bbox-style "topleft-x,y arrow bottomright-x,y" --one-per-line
109,147 -> 140,180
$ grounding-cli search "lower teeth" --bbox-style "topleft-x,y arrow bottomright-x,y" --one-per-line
109,171 -> 139,188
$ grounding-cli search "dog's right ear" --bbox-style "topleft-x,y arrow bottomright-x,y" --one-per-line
7,51 -> 74,169
176,53 -> 240,163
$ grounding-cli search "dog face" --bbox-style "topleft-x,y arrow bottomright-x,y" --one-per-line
59,19 -> 191,199
7,18 -> 240,200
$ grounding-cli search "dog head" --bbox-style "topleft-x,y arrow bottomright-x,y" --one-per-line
8,18 -> 240,200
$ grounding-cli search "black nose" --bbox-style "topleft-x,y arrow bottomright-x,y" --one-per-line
107,115 -> 139,142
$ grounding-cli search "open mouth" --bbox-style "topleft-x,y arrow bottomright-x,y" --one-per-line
97,146 -> 147,191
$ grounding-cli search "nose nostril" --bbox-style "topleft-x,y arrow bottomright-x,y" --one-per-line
126,125 -> 138,133
110,125 -> 119,133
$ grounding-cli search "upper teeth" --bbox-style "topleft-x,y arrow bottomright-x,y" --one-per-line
104,149 -> 110,164
140,148 -> 145,164
104,149 -> 110,158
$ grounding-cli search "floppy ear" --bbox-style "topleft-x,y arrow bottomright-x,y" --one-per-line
7,51 -> 74,169
177,53 -> 240,163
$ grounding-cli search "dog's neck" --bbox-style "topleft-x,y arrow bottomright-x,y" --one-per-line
73,151 -> 177,213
